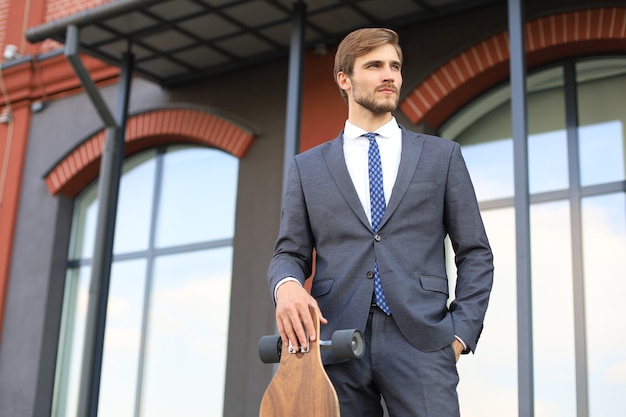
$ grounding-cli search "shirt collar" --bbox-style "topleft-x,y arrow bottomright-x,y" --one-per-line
344,117 -> 399,140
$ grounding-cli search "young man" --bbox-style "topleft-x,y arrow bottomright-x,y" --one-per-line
267,27 -> 493,416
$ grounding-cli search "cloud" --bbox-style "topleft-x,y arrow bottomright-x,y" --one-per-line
606,360 -> 626,384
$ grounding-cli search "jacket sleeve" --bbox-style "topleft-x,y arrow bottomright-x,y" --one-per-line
444,142 -> 494,353
267,157 -> 315,301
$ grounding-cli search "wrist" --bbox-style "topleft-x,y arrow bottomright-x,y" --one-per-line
274,277 -> 301,302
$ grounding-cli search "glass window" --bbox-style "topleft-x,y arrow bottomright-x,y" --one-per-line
530,201 -> 576,416
51,266 -> 90,417
113,151 -> 157,255
68,187 -> 98,261
526,66 -> 568,194
578,121 -> 624,186
581,193 -> 626,417
459,138 -> 514,201
528,129 -> 568,194
454,208 -> 518,416
98,259 -> 147,417
140,248 -> 232,416
441,57 -> 626,416
577,59 -> 626,187
52,145 -> 238,417
155,147 -> 238,247
576,59 -> 626,417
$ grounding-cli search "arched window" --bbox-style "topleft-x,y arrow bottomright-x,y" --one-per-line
442,57 -> 626,416
52,145 -> 239,416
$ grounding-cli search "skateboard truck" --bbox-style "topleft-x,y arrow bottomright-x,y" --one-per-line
258,328 -> 365,363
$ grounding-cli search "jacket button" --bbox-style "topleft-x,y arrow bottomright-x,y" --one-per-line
366,271 -> 374,279
374,234 -> 381,242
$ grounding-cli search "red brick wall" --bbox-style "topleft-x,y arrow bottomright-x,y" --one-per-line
45,109 -> 256,197
0,0 -> 114,336
401,7 -> 626,128
0,0 -> 9,52
41,0 -> 112,52
0,0 -> 111,55
45,0 -> 110,21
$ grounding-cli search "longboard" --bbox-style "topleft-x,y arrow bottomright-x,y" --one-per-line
258,306 -> 364,417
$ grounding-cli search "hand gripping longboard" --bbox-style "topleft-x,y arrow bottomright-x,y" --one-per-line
258,306 -> 364,417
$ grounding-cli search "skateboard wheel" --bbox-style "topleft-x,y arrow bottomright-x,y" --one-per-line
258,335 -> 282,363
331,329 -> 365,359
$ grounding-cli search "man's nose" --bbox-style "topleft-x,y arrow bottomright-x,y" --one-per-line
381,65 -> 395,82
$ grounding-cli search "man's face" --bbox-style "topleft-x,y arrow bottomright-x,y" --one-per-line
343,43 -> 403,114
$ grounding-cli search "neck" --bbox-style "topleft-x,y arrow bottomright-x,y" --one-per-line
348,107 -> 392,132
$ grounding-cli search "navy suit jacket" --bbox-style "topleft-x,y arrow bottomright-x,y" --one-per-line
268,126 -> 494,363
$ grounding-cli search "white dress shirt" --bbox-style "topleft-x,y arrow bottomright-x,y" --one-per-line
342,117 -> 402,226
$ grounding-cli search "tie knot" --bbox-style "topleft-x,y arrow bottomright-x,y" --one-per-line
365,132 -> 377,141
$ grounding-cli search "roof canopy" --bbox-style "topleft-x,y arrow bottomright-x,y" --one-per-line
26,0 -> 502,87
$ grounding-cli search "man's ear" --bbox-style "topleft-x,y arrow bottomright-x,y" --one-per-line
336,71 -> 351,92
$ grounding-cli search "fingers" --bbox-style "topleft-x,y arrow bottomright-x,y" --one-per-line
276,298 -> 315,352
317,306 -> 328,325
275,282 -> 323,352
451,340 -> 463,362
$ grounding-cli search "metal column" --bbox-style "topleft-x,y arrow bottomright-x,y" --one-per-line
282,0 -> 306,194
69,30 -> 135,416
507,1 -> 534,416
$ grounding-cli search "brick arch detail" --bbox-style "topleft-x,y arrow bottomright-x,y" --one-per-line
45,107 -> 255,197
400,7 -> 626,128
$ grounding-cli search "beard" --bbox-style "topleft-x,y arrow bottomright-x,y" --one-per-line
351,83 -> 399,114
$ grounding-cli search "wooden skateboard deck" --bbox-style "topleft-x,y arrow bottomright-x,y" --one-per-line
259,306 -> 340,417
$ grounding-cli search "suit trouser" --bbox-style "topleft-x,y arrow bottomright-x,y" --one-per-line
325,306 -> 460,417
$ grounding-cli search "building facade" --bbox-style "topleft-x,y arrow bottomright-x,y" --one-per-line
0,0 -> 624,416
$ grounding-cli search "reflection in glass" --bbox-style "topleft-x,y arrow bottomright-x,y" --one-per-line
528,130 -> 568,194
577,59 -> 626,187
578,120 -> 624,186
455,208 -> 518,416
156,147 -> 238,247
442,58 -> 626,416
51,267 -> 90,417
113,151 -> 157,255
581,193 -> 626,417
98,259 -> 147,417
140,248 -> 232,416
530,201 -> 576,416
68,186 -> 98,261
446,67 -> 568,200
53,145 -> 238,417
461,139 -> 513,201
461,127 -> 569,201
526,67 -> 567,194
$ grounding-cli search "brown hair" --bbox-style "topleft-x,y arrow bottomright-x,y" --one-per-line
333,28 -> 403,102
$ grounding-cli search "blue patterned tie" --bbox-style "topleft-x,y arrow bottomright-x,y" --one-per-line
366,132 -> 391,315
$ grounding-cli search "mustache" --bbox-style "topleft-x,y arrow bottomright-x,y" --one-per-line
377,83 -> 398,93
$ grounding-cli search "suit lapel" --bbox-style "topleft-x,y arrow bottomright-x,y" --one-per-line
379,127 -> 423,230
322,127 -> 424,232
323,134 -> 371,229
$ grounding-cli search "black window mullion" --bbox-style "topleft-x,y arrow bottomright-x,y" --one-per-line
564,60 -> 589,417
133,147 -> 166,417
